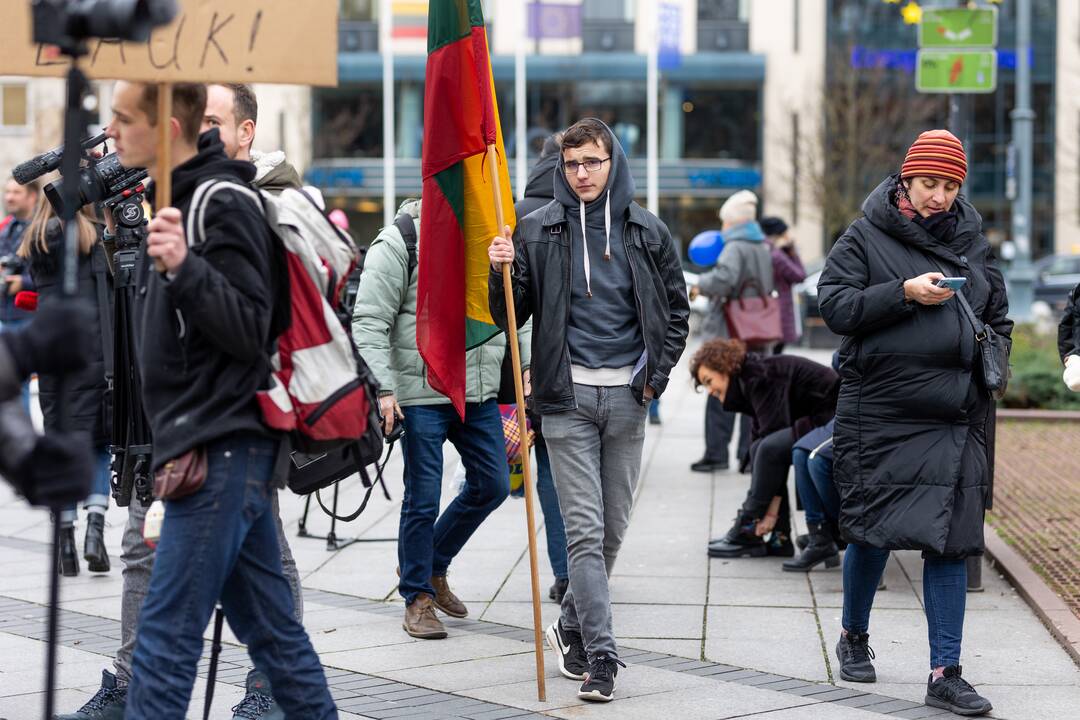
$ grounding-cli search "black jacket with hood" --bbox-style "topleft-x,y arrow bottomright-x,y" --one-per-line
489,121 -> 690,413
818,174 -> 1012,558
136,129 -> 283,471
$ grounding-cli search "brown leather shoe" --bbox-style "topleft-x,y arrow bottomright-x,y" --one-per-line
431,575 -> 468,618
403,594 -> 447,639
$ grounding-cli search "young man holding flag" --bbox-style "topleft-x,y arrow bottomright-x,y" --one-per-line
488,118 -> 690,701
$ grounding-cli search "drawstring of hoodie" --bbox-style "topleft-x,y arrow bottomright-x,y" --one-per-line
579,190 -> 613,299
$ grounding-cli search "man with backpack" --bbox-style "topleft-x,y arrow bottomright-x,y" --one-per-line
57,83 -> 318,720
105,81 -> 334,719
352,199 -> 529,640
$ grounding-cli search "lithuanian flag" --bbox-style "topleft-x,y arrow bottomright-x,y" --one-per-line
417,0 -> 516,417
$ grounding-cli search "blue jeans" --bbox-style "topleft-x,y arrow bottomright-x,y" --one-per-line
399,399 -> 509,605
535,442 -> 568,579
792,448 -> 839,526
843,544 -> 967,668
125,433 -> 335,720
61,446 -> 112,524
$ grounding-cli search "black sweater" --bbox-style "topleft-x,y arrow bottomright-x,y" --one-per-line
136,130 -> 282,470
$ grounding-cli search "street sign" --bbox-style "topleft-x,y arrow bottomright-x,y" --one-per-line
916,49 -> 997,94
919,7 -> 998,48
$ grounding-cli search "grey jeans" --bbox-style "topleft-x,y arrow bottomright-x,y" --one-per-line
542,384 -> 647,661
113,490 -> 303,683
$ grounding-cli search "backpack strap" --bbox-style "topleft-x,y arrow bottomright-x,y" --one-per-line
315,439 -> 398,522
185,179 -> 265,249
394,213 -> 418,283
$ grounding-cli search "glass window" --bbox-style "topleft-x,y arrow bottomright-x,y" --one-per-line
313,85 -> 383,158
583,0 -> 629,21
698,0 -> 741,21
1,83 -> 28,127
678,85 -> 760,160
527,80 -> 646,158
340,0 -> 375,21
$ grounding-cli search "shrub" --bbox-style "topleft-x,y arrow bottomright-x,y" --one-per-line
1001,323 -> 1080,410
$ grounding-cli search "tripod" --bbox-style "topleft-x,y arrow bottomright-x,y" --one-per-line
107,196 -> 153,509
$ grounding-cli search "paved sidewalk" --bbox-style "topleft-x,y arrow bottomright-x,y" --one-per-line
1,347 -> 1078,719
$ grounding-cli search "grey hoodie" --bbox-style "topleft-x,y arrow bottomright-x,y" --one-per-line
554,120 -> 644,376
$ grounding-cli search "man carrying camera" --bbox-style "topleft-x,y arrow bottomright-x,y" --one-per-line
102,81 -> 334,719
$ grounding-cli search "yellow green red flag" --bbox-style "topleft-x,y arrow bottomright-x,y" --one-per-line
416,0 -> 516,417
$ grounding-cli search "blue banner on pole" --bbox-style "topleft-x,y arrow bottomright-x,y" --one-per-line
658,3 -> 682,71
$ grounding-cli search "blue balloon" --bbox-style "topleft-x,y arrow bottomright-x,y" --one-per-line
688,230 -> 724,266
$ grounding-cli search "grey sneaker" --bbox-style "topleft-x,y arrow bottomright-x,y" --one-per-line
836,631 -> 877,682
925,665 -> 993,716
55,669 -> 126,719
231,670 -> 284,720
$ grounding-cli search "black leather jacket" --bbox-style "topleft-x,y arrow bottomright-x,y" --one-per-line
489,200 -> 690,415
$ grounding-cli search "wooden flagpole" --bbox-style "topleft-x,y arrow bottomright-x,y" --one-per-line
487,146 -> 547,702
153,83 -> 172,273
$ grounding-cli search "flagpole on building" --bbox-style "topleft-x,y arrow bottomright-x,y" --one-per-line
515,1 -> 528,200
489,147 -> 547,702
381,0 -> 396,226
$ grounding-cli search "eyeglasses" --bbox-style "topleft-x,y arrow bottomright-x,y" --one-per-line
564,157 -> 611,174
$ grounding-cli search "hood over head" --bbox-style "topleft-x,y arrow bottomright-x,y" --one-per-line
553,119 -> 636,297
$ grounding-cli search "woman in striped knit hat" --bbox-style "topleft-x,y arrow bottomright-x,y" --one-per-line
816,130 -> 1012,717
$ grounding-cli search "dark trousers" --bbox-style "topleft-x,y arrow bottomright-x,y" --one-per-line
843,545 -> 967,668
704,394 -> 751,465
793,448 -> 839,526
398,399 -> 509,605
125,433 -> 335,719
741,426 -> 795,534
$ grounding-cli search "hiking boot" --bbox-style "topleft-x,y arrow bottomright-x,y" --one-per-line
578,655 -> 626,702
691,457 -> 729,473
835,631 -> 877,682
59,525 -> 79,577
545,620 -> 588,680
430,575 -> 468,618
231,670 -> 283,720
765,532 -> 795,558
549,577 -> 569,604
55,669 -> 126,719
84,514 -> 110,573
707,513 -> 766,558
783,523 -> 839,572
403,593 -> 447,639
925,665 -> 992,716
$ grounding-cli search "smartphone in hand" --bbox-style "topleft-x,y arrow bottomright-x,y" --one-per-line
934,277 -> 967,291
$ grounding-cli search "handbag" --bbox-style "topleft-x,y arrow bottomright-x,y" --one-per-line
153,447 -> 208,500
723,279 -> 783,345
955,290 -> 1010,400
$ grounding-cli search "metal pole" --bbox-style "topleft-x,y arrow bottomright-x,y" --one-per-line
646,3 -> 659,215
1009,0 -> 1036,319
515,0 -> 528,200
381,0 -> 396,227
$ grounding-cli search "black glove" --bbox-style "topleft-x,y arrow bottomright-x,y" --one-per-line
0,299 -> 93,379
14,432 -> 94,509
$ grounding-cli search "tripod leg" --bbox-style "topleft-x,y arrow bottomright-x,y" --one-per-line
299,495 -> 312,537
326,483 -> 341,551
44,513 -> 62,719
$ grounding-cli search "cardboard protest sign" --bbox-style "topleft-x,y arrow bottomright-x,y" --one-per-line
0,0 -> 338,86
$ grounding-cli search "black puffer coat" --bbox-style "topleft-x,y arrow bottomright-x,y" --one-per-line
818,175 -> 1012,558
29,218 -> 112,445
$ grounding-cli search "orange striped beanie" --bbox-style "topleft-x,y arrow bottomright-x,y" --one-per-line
900,129 -> 967,185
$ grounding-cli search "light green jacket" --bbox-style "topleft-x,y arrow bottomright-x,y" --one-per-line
351,199 -> 531,407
